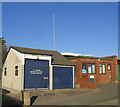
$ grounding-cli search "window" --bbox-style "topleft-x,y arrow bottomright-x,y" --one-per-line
100,64 -> 106,74
4,67 -> 7,76
88,64 -> 95,74
92,64 -> 95,73
108,64 -> 111,70
88,64 -> 92,73
82,64 -> 87,73
15,66 -> 18,76
100,64 -> 102,73
102,64 -> 105,73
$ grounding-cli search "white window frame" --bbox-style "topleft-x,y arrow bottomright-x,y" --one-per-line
15,66 -> 18,76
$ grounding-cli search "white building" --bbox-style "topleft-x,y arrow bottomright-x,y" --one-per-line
61,52 -> 94,57
2,46 -> 75,93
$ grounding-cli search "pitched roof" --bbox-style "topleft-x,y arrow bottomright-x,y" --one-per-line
11,46 -> 74,66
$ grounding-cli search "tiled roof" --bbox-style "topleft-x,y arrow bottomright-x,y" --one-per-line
11,46 -> 74,66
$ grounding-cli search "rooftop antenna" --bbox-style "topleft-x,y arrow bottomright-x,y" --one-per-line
53,12 -> 55,50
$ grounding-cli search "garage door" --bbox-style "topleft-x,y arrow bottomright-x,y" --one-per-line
53,66 -> 73,89
24,59 -> 49,89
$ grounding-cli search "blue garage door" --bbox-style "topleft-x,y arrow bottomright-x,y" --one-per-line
53,66 -> 73,89
24,59 -> 49,89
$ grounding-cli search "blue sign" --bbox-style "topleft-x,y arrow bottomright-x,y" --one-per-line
89,78 -> 94,82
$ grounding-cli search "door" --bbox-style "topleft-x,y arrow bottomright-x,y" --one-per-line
80,63 -> 96,88
24,59 -> 49,89
53,66 -> 73,89
80,63 -> 88,88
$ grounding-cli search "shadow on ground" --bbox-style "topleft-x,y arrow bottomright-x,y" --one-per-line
2,89 -> 23,106
30,96 -> 38,105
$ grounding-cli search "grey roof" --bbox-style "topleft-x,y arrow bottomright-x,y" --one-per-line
11,46 -> 74,66
67,55 -> 114,60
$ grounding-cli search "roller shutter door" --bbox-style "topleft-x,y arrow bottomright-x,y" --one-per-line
53,66 -> 73,89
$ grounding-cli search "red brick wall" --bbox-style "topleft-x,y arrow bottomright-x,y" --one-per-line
102,56 -> 118,81
70,56 -> 118,87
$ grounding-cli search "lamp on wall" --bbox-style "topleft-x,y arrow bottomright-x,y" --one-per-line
37,56 -> 39,59
98,59 -> 100,61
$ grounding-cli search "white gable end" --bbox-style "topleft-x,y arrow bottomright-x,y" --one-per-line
2,48 -> 24,91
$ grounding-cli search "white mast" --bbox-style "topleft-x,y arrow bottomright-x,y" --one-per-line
53,12 -> 55,50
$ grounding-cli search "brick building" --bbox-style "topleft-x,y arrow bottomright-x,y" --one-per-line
62,53 -> 118,88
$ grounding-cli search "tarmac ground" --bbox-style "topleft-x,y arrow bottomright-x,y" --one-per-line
28,82 -> 119,105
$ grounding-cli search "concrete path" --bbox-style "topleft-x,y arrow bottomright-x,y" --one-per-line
54,83 -> 118,105
31,88 -> 101,105
93,98 -> 118,105
31,83 -> 118,105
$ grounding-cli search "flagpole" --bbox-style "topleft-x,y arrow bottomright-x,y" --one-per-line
53,12 -> 55,50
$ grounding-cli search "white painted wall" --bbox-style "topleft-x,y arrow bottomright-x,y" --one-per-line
73,66 -> 75,88
2,48 -> 24,91
49,65 -> 53,90
24,54 -> 51,66
2,49 -> 52,91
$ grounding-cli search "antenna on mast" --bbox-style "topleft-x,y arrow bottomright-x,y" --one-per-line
53,12 -> 55,50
